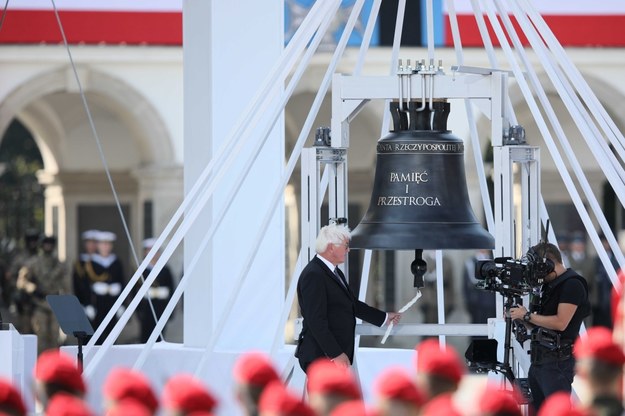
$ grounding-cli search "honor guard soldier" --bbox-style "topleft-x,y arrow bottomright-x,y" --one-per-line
306,358 -> 361,416
103,368 -> 158,415
17,235 -> 68,353
34,349 -> 86,410
414,338 -> 465,401
72,230 -> 99,320
86,231 -> 126,342
138,238 -> 175,343
7,229 -> 40,333
374,367 -> 425,416
162,374 -> 218,416
258,381 -> 314,416
233,352 -> 280,416
0,377 -> 27,416
574,326 -> 625,416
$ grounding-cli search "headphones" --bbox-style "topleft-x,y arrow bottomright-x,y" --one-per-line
526,220 -> 556,282
529,244 -> 555,280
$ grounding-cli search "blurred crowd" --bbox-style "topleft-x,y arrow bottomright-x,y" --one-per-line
0,229 -> 175,354
0,327 -> 623,416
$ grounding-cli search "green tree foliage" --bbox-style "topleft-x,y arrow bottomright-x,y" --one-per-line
0,120 -> 44,252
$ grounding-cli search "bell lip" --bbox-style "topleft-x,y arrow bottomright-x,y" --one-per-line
350,222 -> 495,250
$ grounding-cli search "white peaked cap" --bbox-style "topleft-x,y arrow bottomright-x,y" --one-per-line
81,229 -> 100,240
96,230 -> 117,242
142,238 -> 157,249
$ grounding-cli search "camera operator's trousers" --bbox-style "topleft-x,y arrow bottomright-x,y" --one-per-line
528,356 -> 574,412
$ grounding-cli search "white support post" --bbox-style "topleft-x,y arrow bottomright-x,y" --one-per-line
494,147 -> 516,258
317,146 -> 349,275
519,147 -> 541,251
494,145 -> 541,258
491,71 -> 507,147
301,148 -> 321,262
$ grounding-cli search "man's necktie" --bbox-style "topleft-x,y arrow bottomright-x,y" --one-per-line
333,267 -> 347,289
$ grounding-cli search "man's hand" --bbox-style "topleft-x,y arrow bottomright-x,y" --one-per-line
331,353 -> 350,368
509,305 -> 528,321
386,312 -> 402,326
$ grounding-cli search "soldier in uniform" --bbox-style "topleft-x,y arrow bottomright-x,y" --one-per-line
72,230 -> 99,322
137,238 -> 175,343
86,231 -> 125,343
16,235 -> 68,354
7,229 -> 41,333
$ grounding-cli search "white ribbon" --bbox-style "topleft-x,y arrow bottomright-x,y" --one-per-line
381,290 -> 422,344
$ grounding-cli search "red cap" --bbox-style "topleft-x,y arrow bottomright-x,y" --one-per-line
162,374 -> 217,413
106,398 -> 152,416
233,352 -> 280,387
0,378 -> 26,416
46,393 -> 93,416
536,391 -> 590,416
414,339 -> 465,383
306,359 -> 361,399
374,367 -> 425,407
258,381 -> 314,416
102,368 -> 158,413
478,386 -> 521,416
420,393 -> 461,416
574,326 -> 625,365
35,349 -> 86,394
329,400 -> 377,416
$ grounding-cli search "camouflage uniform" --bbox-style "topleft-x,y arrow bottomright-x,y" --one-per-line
8,247 -> 39,333
20,244 -> 68,354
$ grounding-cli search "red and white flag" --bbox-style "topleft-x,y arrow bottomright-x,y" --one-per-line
0,0 -> 183,45
444,0 -> 625,47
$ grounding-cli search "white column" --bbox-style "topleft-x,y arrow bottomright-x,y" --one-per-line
183,1 -> 284,349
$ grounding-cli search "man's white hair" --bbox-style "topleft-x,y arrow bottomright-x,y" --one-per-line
315,223 -> 351,254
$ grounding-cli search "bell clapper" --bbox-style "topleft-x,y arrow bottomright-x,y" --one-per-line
411,249 -> 428,288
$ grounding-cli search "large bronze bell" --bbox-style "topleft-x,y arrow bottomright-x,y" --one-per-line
351,100 -> 494,251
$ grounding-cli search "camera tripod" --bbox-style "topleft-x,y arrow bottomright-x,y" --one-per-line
465,290 -> 532,404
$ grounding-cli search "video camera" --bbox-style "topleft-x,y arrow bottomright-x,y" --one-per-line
474,250 -> 548,296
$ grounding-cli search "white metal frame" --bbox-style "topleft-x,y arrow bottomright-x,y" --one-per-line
327,68 -> 507,338
318,66 -> 545,382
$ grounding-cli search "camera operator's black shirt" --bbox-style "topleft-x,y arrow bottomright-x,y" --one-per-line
540,268 -> 590,342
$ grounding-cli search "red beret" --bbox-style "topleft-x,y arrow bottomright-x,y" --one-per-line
374,367 -> 424,407
420,393 -> 461,416
478,386 -> 521,416
106,398 -> 152,416
536,391 -> 588,416
102,368 -> 158,413
0,378 -> 26,416
162,374 -> 217,413
574,326 -> 625,365
414,339 -> 465,383
46,393 -> 93,416
233,352 -> 280,387
35,349 -> 86,394
306,359 -> 361,399
258,381 -> 314,416
329,400 -> 377,416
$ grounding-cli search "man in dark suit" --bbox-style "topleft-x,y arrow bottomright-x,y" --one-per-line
296,222 -> 401,372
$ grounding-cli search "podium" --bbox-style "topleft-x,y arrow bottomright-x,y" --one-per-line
46,295 -> 94,372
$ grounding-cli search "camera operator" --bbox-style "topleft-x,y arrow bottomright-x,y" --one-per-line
509,242 -> 590,414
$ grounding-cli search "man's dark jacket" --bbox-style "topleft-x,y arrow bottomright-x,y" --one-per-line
296,256 -> 386,372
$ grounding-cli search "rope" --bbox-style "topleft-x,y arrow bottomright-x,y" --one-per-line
48,0 -> 164,341
380,290 -> 422,344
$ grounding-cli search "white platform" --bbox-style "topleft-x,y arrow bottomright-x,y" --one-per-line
0,324 -> 37,413
63,343 -> 415,415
